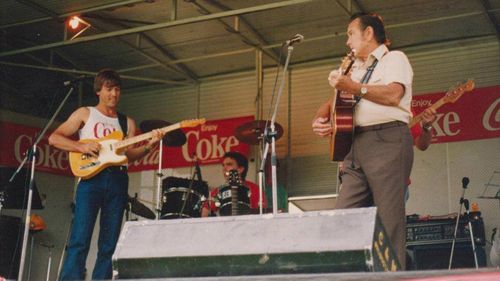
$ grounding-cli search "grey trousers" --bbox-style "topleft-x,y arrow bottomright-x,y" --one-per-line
335,122 -> 413,270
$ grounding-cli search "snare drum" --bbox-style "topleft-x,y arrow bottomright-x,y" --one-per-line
217,184 -> 251,216
160,177 -> 208,219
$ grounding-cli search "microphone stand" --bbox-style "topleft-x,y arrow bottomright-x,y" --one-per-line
448,177 -> 479,269
155,139 -> 164,219
8,83 -> 77,281
258,44 -> 295,216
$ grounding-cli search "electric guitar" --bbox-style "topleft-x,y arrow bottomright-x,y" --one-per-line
69,118 -> 205,179
409,80 -> 475,128
227,169 -> 242,216
330,51 -> 355,161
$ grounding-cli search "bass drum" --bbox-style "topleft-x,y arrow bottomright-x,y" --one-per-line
217,184 -> 251,216
160,177 -> 208,219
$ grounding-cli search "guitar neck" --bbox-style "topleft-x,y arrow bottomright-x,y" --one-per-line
114,123 -> 181,150
231,186 -> 238,216
409,99 -> 445,128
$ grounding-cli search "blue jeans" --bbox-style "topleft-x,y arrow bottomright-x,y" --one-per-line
61,168 -> 128,280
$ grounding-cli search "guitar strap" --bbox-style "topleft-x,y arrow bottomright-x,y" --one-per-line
354,59 -> 379,104
117,111 -> 128,138
350,58 -> 379,168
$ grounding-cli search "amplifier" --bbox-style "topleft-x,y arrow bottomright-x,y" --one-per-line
406,212 -> 485,247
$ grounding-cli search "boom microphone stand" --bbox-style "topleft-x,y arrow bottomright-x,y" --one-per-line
448,177 -> 479,269
9,79 -> 80,281
258,34 -> 302,216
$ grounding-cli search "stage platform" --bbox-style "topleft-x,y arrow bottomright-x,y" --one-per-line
133,268 -> 500,281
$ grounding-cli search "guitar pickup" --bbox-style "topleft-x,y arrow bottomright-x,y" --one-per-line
79,161 -> 101,170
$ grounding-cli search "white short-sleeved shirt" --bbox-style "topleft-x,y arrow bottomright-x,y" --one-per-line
351,44 -> 413,126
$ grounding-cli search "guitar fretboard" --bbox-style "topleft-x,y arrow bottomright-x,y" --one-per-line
114,123 -> 181,150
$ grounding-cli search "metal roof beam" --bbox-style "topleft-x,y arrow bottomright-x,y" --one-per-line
88,20 -> 198,81
134,9 -> 500,66
0,61 -> 192,86
333,0 -> 364,17
1,0 -> 147,30
478,0 -> 500,39
0,0 -> 314,58
8,0 -> 196,82
91,16 -> 199,80
16,0 -> 59,18
198,0 -> 281,63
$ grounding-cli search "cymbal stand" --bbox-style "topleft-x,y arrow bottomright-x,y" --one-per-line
56,178 -> 79,281
155,139 -> 164,219
40,242 -> 55,281
259,45 -> 295,216
9,82 -> 77,281
449,177 -> 479,269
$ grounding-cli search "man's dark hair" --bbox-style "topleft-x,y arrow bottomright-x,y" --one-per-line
223,151 -> 248,180
350,12 -> 390,46
94,68 -> 122,93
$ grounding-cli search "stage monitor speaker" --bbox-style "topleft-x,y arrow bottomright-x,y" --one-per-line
408,243 -> 486,270
0,215 -> 23,279
113,207 -> 399,279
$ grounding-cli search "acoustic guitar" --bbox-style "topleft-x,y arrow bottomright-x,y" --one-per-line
69,118 -> 205,179
330,51 -> 355,161
409,79 -> 475,128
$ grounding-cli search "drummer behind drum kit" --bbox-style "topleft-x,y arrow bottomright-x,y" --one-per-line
129,118 -> 284,220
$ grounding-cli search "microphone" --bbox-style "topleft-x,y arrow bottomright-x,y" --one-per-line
63,75 -> 88,86
195,158 -> 203,182
462,177 -> 470,189
191,153 -> 203,182
284,34 -> 304,46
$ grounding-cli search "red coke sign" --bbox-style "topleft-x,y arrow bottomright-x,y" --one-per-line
128,116 -> 253,171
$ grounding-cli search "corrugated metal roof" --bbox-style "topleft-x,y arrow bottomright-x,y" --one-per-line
0,0 -> 498,118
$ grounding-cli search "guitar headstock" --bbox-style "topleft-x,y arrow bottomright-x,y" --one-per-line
180,118 -> 206,128
443,79 -> 475,104
340,50 -> 355,71
226,169 -> 241,186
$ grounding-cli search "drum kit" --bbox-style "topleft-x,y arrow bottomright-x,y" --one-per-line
127,118 -> 283,220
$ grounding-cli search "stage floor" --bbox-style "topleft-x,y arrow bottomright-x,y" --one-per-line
138,268 -> 500,281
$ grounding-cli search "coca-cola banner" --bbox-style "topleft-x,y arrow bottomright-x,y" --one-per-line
0,122 -> 72,176
0,116 -> 253,176
411,85 -> 500,143
128,115 -> 253,171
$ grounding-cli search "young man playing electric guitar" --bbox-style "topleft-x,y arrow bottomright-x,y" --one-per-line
49,69 -> 163,280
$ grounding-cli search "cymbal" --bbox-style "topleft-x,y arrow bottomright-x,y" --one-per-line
235,120 -> 284,145
140,119 -> 187,147
128,196 -> 156,219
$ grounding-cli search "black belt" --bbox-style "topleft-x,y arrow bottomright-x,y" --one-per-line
355,120 -> 406,133
104,166 -> 128,173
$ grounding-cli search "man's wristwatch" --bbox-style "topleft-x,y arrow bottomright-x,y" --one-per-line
360,86 -> 368,97
422,124 -> 432,132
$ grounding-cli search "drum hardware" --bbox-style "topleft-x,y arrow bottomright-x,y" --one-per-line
127,194 -> 155,220
139,119 -> 187,147
39,242 -> 54,281
234,120 -> 283,145
139,119 -> 188,219
160,177 -> 208,219
177,156 -> 203,218
234,121 -> 285,216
